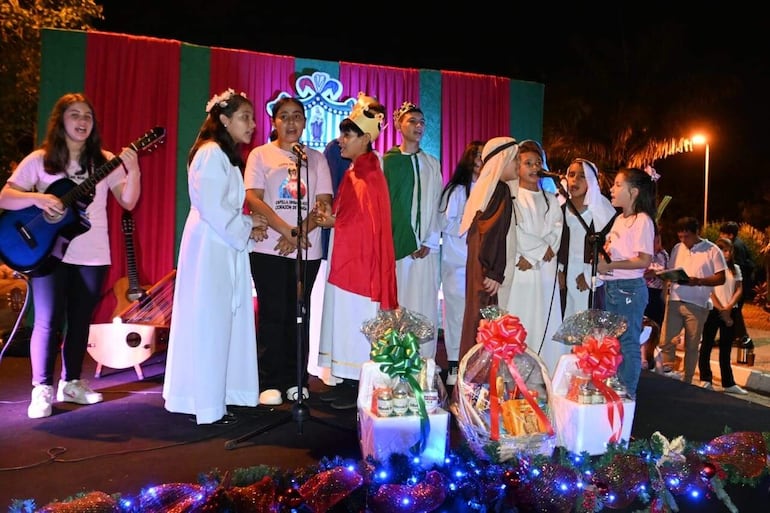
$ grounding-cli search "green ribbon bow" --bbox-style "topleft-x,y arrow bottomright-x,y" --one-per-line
370,329 -> 430,455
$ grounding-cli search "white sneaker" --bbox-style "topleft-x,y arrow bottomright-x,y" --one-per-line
57,379 -> 103,405
701,381 -> 713,390
286,386 -> 309,401
28,385 -> 54,419
723,384 -> 749,395
259,389 -> 283,405
446,366 -> 458,386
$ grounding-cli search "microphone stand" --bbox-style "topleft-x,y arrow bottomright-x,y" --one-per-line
545,173 -> 613,308
225,145 -> 352,450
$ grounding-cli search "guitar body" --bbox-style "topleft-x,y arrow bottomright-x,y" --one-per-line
0,178 -> 91,276
0,126 -> 166,277
112,276 -> 151,318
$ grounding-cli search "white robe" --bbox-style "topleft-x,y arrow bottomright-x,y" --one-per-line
439,183 -> 470,362
163,142 -> 259,424
504,187 -> 564,376
317,230 -> 380,381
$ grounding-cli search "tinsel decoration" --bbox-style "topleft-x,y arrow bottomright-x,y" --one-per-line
36,491 -> 118,513
298,466 -> 363,513
506,461 -> 581,513
593,453 -> 650,509
228,476 -> 280,512
369,470 -> 447,513
137,483 -> 205,512
24,431 -> 770,513
702,431 -> 768,478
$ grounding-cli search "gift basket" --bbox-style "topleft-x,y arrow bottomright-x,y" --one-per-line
358,308 -> 450,466
451,307 -> 556,463
550,309 -> 636,454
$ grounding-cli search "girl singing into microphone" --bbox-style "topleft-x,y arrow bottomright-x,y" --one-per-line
244,96 -> 333,406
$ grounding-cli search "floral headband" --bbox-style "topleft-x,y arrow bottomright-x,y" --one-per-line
644,165 -> 661,182
393,101 -> 420,123
205,88 -> 247,113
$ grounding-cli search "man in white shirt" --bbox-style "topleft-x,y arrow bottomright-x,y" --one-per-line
658,217 -> 726,383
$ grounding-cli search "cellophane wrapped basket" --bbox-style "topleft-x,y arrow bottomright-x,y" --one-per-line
450,309 -> 557,462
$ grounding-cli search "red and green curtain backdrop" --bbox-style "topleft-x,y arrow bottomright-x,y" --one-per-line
339,62 -> 420,156
441,71 -> 511,182
39,28 -> 544,323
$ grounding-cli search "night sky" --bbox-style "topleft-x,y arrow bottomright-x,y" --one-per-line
93,1 -> 770,231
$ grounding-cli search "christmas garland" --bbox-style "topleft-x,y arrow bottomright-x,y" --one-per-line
12,429 -> 769,513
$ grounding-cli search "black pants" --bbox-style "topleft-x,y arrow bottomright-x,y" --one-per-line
29,264 -> 107,386
698,308 -> 738,388
249,253 -> 320,392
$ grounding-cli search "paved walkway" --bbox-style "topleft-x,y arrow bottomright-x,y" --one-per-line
673,326 -> 770,396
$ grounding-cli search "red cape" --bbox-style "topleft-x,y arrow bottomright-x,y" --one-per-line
328,152 -> 398,310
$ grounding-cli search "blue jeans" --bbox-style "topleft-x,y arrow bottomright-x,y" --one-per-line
604,278 -> 648,398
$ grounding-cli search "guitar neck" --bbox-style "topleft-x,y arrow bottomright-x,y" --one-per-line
60,156 -> 124,209
125,229 -> 141,290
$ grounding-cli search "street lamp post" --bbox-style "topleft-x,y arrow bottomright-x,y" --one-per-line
692,135 -> 710,227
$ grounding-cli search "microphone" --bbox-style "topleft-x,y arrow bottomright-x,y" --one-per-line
537,170 -> 563,180
292,143 -> 307,161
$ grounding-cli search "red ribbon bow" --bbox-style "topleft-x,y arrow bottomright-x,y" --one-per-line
476,315 -> 553,440
574,335 -> 625,442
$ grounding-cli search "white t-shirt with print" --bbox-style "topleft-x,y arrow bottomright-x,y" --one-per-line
244,143 -> 332,260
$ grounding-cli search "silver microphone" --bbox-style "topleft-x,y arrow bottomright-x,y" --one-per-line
292,143 -> 307,161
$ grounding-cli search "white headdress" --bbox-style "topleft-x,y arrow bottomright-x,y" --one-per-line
459,137 -> 519,235
572,158 -> 617,231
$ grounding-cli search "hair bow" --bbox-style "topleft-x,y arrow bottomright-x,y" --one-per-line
644,165 -> 661,182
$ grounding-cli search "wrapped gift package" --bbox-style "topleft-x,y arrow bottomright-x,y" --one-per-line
551,354 -> 635,455
357,360 -> 449,467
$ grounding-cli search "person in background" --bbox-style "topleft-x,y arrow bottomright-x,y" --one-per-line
439,139 -> 484,384
0,93 -> 141,419
643,227 -> 669,327
596,167 -> 656,399
383,101 -> 443,360
657,216 -> 726,384
163,89 -> 267,425
719,221 -> 754,346
245,97 -> 333,406
320,139 -> 350,259
557,157 -> 617,318
458,137 -> 520,362
504,140 -> 563,375
698,237 -> 748,394
314,93 -> 398,410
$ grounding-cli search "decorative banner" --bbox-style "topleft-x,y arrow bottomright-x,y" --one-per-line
267,71 -> 356,149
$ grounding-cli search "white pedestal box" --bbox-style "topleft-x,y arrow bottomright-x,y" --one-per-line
551,354 -> 636,455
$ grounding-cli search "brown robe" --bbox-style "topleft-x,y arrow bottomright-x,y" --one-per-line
459,181 -> 513,360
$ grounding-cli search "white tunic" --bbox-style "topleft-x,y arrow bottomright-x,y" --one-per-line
163,142 -> 259,424
504,187 -> 564,376
439,183 -> 471,362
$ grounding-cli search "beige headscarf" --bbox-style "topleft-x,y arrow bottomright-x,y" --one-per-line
459,136 -> 519,235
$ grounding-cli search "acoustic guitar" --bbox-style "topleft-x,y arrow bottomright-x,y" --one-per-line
112,211 -> 150,318
0,126 -> 166,276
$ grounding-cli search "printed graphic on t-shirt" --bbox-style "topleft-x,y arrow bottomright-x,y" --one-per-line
277,164 -> 307,211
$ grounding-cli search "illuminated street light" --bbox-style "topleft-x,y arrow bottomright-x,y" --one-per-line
692,134 -> 710,227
